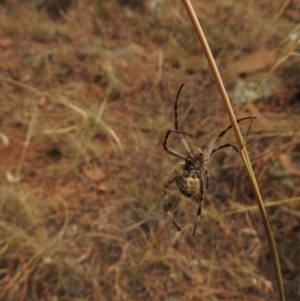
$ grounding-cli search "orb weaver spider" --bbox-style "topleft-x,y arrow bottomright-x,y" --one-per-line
163,84 -> 255,235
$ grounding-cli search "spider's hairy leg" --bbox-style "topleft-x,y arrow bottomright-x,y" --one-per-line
214,116 -> 255,145
174,84 -> 185,131
208,116 -> 256,157
244,115 -> 257,141
162,130 -> 191,160
192,169 -> 209,235
178,133 -> 192,154
193,170 -> 206,236
205,168 -> 210,190
164,174 -> 182,231
173,84 -> 193,154
212,143 -> 239,154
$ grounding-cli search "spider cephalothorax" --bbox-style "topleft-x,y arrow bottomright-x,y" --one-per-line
163,84 -> 255,235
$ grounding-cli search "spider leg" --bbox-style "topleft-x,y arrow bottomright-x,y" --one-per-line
173,84 -> 193,154
163,130 -> 189,160
214,116 -> 254,145
244,115 -> 256,142
212,143 -> 239,154
178,133 -> 192,154
174,84 -> 185,131
193,170 -> 205,236
206,116 -> 256,159
164,174 -> 183,231
205,168 -> 210,190
163,84 -> 193,158
166,130 -> 193,137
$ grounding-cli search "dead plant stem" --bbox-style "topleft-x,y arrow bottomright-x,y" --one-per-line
180,0 -> 285,300
16,104 -> 38,179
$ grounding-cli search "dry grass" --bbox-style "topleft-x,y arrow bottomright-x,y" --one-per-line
0,0 -> 299,300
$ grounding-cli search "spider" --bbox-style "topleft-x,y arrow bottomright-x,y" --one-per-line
163,84 -> 255,235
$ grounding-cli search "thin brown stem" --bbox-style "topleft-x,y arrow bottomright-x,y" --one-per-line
181,1 -> 285,300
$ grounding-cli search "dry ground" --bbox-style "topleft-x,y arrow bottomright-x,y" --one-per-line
0,0 -> 300,300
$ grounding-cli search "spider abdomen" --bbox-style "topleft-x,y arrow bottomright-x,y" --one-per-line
172,162 -> 199,198
176,176 -> 199,197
